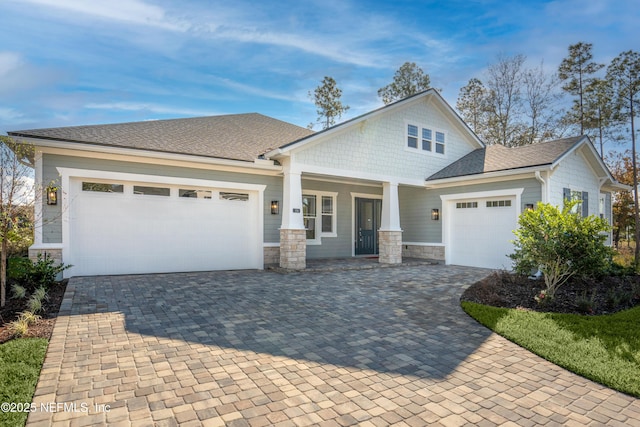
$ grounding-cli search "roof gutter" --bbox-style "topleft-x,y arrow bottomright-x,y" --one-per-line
534,171 -> 549,203
12,136 -> 283,172
425,165 -> 552,189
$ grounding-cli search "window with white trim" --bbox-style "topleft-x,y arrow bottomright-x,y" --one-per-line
406,123 -> 445,155
486,200 -> 511,208
302,191 -> 337,242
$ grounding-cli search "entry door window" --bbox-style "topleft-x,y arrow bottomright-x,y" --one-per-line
355,198 -> 381,255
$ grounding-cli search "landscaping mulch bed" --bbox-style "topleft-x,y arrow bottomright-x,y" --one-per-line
0,280 -> 67,344
462,271 -> 640,315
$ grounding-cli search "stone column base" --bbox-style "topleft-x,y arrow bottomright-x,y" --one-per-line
378,230 -> 402,264
279,229 -> 306,270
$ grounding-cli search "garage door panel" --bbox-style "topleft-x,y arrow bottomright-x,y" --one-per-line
449,197 -> 516,269
69,179 -> 260,276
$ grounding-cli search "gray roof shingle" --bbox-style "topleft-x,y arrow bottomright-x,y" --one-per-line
427,136 -> 583,180
8,113 -> 314,162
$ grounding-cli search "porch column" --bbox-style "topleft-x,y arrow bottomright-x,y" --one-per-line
279,161 -> 306,269
379,181 -> 402,264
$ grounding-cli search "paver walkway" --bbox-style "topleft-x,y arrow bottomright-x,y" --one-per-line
27,264 -> 640,426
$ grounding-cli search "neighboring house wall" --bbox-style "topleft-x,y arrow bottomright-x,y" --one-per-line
301,179 -> 382,259
400,178 -> 542,243
41,153 -> 284,243
293,98 -> 478,182
548,149 -> 601,217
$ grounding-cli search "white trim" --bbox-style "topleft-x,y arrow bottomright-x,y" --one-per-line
26,141 -> 282,175
350,192 -> 384,256
402,242 -> 445,246
440,188 -> 524,266
57,168 -> 266,277
425,166 -> 549,188
29,243 -> 64,250
34,151 -> 43,245
263,242 -> 280,247
299,163 -> 426,187
301,175 -> 381,188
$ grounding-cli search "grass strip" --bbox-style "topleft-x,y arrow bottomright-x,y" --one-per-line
461,302 -> 640,397
0,338 -> 48,427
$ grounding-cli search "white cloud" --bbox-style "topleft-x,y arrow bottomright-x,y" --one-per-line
0,52 -> 22,77
85,102 -> 220,117
12,0 -> 189,31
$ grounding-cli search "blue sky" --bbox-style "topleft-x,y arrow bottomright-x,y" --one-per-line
1,0 -> 638,133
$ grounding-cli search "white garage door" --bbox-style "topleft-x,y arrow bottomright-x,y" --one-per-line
448,196 -> 517,269
67,178 -> 262,276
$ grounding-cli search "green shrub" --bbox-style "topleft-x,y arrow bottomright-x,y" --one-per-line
18,311 -> 41,326
7,254 -> 70,293
510,201 -> 613,300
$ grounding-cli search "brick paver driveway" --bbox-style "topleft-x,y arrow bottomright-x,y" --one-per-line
28,265 -> 639,426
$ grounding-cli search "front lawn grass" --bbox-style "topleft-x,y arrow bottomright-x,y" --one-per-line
0,338 -> 48,427
462,302 -> 640,397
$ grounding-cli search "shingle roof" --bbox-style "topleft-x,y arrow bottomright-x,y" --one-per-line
8,113 -> 314,162
427,136 -> 583,181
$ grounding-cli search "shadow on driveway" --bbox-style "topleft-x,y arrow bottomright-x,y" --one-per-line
69,265 -> 492,380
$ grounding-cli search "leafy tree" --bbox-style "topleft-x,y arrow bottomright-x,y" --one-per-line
456,78 -> 487,135
607,50 -> 640,269
377,62 -> 431,105
309,76 -> 349,130
606,151 -> 636,247
510,202 -> 612,300
558,42 -> 604,134
484,54 -> 526,146
1,136 -> 35,307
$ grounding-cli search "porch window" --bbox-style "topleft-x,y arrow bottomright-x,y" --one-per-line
302,191 -> 338,243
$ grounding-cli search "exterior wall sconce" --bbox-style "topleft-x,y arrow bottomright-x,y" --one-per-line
46,186 -> 58,205
525,203 -> 534,211
431,208 -> 439,221
270,200 -> 279,215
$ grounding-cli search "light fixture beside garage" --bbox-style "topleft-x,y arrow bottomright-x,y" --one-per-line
431,208 -> 439,221
271,200 -> 279,215
46,186 -> 58,205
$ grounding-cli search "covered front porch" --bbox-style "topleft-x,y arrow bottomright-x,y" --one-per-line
274,161 -> 441,270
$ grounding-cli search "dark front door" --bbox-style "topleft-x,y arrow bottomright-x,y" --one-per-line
355,198 -> 382,255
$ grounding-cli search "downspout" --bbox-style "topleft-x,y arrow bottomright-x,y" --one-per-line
535,171 -> 548,204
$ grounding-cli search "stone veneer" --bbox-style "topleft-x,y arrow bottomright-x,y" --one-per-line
263,246 -> 280,266
279,229 -> 306,270
402,244 -> 445,261
29,247 -> 63,265
378,230 -> 402,264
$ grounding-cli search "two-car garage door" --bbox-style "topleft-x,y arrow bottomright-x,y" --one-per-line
66,175 -> 262,276
446,195 -> 519,269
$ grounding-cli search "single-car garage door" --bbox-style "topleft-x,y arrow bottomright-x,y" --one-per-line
447,196 -> 518,269
67,177 -> 262,276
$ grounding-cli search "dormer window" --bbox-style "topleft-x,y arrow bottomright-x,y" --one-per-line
406,123 -> 445,155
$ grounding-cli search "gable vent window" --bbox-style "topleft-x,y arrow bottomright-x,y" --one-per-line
407,124 -> 418,148
422,128 -> 432,151
220,192 -> 249,201
406,123 -> 445,155
435,131 -> 445,154
486,200 -> 512,208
